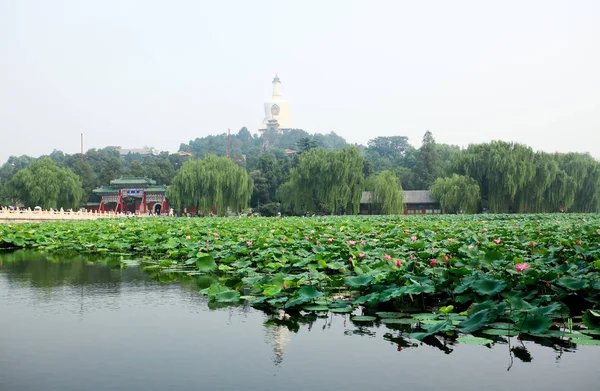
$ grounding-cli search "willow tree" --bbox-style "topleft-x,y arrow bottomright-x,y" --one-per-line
366,170 -> 404,214
555,153 -> 600,212
6,157 -> 83,209
430,174 -> 480,213
166,155 -> 253,216
278,146 -> 364,214
450,141 -> 536,213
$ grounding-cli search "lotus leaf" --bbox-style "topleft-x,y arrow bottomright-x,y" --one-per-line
456,337 -> 494,345
471,277 -> 507,296
345,275 -> 373,288
556,277 -> 587,291
303,305 -> 329,311
482,328 -> 519,336
214,290 -> 241,303
351,316 -> 377,322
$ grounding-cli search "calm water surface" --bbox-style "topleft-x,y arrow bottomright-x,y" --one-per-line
1,250 -> 599,391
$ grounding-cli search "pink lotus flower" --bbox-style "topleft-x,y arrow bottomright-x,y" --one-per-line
360,240 -> 366,246
578,240 -> 582,245
411,236 -> 417,242
468,244 -> 474,249
283,283 -> 287,289
383,254 -> 392,261
349,257 -> 353,262
185,235 -> 191,240
310,230 -> 315,234
409,254 -> 413,259
281,237 -> 286,241
404,229 -> 410,234
348,240 -> 356,246
430,259 -> 437,266
448,238 -> 455,242
530,241 -> 535,247
315,240 -> 320,245
395,260 -> 402,267
305,236 -> 310,241
493,238 -> 501,244
515,263 -> 530,272
281,249 -> 285,254
444,256 -> 449,261
328,238 -> 333,242
246,241 -> 253,246
359,253 -> 366,258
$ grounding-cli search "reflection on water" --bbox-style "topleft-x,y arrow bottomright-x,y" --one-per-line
1,250 -> 600,391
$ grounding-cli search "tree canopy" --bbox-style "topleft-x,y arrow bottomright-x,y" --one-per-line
430,174 -> 480,214
166,155 -> 253,216
279,146 -> 364,215
366,170 -> 404,214
6,157 -> 83,209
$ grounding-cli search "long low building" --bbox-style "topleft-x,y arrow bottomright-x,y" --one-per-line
360,190 -> 442,215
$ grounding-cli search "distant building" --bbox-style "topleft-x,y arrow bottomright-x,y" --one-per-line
360,190 -> 442,215
90,177 -> 168,214
259,74 -> 292,133
116,146 -> 159,157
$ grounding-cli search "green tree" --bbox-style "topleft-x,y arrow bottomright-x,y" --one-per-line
145,157 -> 175,185
414,131 -> 442,189
166,155 -> 253,216
430,174 -> 480,214
128,160 -> 146,177
296,137 -> 318,153
366,170 -> 404,214
98,157 -> 122,185
450,141 -> 536,213
6,158 -> 83,209
279,146 -> 364,214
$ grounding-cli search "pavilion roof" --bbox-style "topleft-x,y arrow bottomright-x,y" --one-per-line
109,176 -> 157,185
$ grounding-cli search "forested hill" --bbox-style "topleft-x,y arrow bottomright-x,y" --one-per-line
1,127 -> 600,214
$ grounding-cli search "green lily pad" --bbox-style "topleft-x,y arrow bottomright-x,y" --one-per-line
420,319 -> 444,325
518,313 -> 552,334
412,313 -> 439,320
303,305 -> 329,311
482,328 -> 519,336
351,316 -> 377,322
214,290 -> 241,303
580,329 -> 600,335
488,322 -> 515,330
458,309 -> 490,333
329,307 -> 355,313
456,336 -> 494,345
556,277 -> 587,291
345,275 -> 373,288
381,318 -> 418,325
376,312 -> 408,318
471,277 -> 507,296
570,339 -> 600,346
564,333 -> 593,340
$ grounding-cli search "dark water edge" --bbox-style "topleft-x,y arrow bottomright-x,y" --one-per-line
1,250 -> 599,391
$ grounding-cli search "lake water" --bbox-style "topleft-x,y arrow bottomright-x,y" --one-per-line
1,250 -> 599,391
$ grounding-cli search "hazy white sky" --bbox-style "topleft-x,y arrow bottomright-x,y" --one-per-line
1,0 -> 599,163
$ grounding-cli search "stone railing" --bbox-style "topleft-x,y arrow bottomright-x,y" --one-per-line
0,207 -> 127,223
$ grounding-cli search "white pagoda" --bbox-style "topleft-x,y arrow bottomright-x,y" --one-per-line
259,74 -> 292,132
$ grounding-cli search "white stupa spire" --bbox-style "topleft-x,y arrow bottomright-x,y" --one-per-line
259,74 -> 292,132
272,74 -> 281,98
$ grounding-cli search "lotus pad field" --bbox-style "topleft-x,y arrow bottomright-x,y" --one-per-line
2,214 -> 600,343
